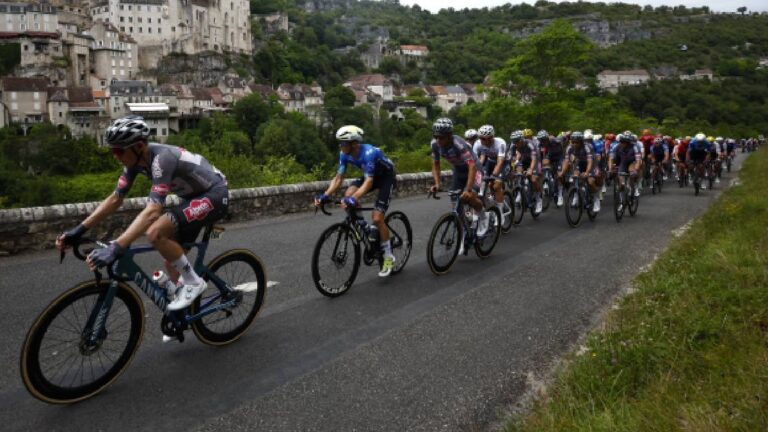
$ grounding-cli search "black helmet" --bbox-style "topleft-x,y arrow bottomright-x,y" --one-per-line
571,131 -> 584,142
432,118 -> 454,136
104,115 -> 150,148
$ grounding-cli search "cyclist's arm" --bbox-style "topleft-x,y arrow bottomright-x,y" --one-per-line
322,173 -> 344,197
492,156 -> 504,176
431,160 -> 442,190
351,176 -> 374,201
115,202 -> 164,248
81,192 -> 123,229
465,163 -> 477,193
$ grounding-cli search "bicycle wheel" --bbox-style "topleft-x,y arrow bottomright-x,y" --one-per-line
475,206 -> 501,258
191,249 -> 267,345
541,178 -> 552,212
501,191 -> 514,234
727,158 -> 732,172
21,280 -> 144,404
427,212 -> 461,275
385,211 -> 412,274
511,186 -> 524,225
586,189 -> 597,221
629,187 -> 639,216
311,223 -> 361,297
614,185 -> 625,222
565,187 -> 582,227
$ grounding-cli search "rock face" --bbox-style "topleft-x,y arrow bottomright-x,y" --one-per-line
153,52 -> 236,87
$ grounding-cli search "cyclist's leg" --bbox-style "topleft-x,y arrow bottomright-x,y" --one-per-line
371,173 -> 395,242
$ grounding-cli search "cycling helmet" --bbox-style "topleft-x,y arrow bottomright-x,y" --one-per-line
619,132 -> 632,143
522,128 -> 533,138
707,136 -> 715,142
594,134 -> 602,141
509,130 -> 523,142
464,128 -> 478,140
571,131 -> 584,142
605,133 -> 616,141
478,125 -> 495,138
104,115 -> 150,148
584,130 -> 593,140
715,136 -> 724,142
642,128 -> 652,136
654,137 -> 663,144
536,129 -> 549,140
336,125 -> 364,142
432,118 -> 453,136
695,133 -> 706,141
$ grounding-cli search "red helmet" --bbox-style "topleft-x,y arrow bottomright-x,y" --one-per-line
605,133 -> 616,141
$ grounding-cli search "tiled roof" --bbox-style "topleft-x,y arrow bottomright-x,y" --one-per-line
67,86 -> 93,103
1,77 -> 49,92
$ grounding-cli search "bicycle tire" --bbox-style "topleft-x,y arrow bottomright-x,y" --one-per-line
500,191 -> 514,234
192,249 -> 267,345
21,280 -> 144,404
586,189 -> 597,221
427,212 -> 461,275
541,178 -> 552,212
629,187 -> 639,216
385,211 -> 412,274
565,187 -> 582,227
311,223 -> 361,297
511,186 -> 525,225
475,206 -> 501,258
614,186 -> 625,222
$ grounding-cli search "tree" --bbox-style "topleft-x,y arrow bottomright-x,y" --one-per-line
737,6 -> 747,15
232,93 -> 281,148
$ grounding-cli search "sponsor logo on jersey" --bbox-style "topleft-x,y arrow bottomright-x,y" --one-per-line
183,197 -> 214,222
152,156 -> 163,178
151,183 -> 170,196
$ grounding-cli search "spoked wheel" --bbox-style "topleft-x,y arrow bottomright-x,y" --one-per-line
475,206 -> 501,258
311,223 -> 361,297
427,212 -> 461,275
21,280 -> 144,404
629,187 -> 640,216
501,191 -> 514,234
565,187 -> 582,227
511,186 -> 525,226
541,178 -> 552,212
192,249 -> 267,345
385,211 -> 413,274
614,185 -> 625,222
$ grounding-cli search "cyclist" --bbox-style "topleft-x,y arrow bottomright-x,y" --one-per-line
608,132 -> 642,210
430,118 -> 489,237
55,116 -> 229,311
538,130 -> 565,207
726,138 -> 736,160
510,130 -> 543,213
712,137 -> 725,183
649,136 -> 669,184
672,138 -> 688,182
588,131 -> 608,198
473,125 -> 509,225
686,133 -> 711,189
464,128 -> 479,147
561,131 -> 601,213
315,125 -> 397,277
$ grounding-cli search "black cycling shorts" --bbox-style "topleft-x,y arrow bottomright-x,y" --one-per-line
165,184 -> 229,244
351,172 -> 397,214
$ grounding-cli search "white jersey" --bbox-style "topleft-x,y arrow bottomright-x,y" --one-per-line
473,137 -> 507,163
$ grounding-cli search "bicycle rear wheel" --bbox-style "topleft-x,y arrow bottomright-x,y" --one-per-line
385,211 -> 412,274
21,280 -> 144,404
427,212 -> 461,275
614,185 -> 625,222
541,178 -> 552,211
192,249 -> 267,345
501,191 -> 514,234
565,187 -> 582,227
311,223 -> 361,297
511,186 -> 525,225
629,188 -> 640,216
475,207 -> 501,258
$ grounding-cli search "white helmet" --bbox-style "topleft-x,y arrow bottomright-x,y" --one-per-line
336,125 -> 364,142
584,130 -> 594,140
478,125 -> 495,138
715,136 -> 724,142
695,133 -> 706,141
594,134 -> 602,141
464,129 -> 478,140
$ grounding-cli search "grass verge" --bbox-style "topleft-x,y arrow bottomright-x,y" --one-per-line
506,151 -> 768,431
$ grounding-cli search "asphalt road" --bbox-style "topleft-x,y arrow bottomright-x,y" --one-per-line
0,155 -> 744,431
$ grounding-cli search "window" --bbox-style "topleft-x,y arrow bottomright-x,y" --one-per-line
59,112 -> 62,117
33,92 -> 39,100
120,69 -> 124,75
33,102 -> 40,110
119,60 -> 123,66
138,17 -> 142,23
148,28 -> 152,33
120,17 -> 124,22
129,17 -> 132,23
158,27 -> 161,34
120,26 -> 125,32
112,68 -> 116,75
112,59 -> 115,66
11,102 -> 17,110
128,60 -> 132,67
148,18 -> 151,23
139,27 -> 142,33
162,128 -> 166,136
10,92 -> 16,100
150,128 -> 157,136
129,27 -> 133,32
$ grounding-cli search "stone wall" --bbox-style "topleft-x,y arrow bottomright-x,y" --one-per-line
0,171 -> 451,255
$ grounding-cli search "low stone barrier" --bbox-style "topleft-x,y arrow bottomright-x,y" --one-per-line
0,171 -> 452,255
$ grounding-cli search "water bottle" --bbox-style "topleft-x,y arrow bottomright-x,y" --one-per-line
367,224 -> 379,243
152,270 -> 178,301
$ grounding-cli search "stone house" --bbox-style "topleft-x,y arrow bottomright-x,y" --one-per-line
0,76 -> 49,124
87,21 -> 139,87
108,80 -> 155,118
596,69 -> 651,93
344,74 -> 393,102
125,102 -> 171,142
47,85 -> 105,138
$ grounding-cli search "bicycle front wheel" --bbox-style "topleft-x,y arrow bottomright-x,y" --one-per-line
311,223 -> 361,297
629,188 -> 640,216
20,280 -> 144,404
565,187 -> 582,227
475,206 -> 501,258
385,211 -> 413,274
541,178 -> 552,212
501,191 -> 514,234
511,186 -> 525,225
427,212 -> 461,275
192,249 -> 267,345
614,184 -> 625,222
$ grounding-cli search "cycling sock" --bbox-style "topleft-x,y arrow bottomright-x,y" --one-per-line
172,255 -> 204,286
381,240 -> 393,258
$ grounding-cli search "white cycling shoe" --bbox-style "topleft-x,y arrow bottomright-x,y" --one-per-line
592,199 -> 601,212
167,280 -> 207,311
476,211 -> 489,237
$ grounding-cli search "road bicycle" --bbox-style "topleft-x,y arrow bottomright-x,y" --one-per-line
564,173 -> 598,227
426,189 -> 501,275
311,199 -> 412,297
478,174 -> 513,234
508,171 -> 542,225
613,172 -> 639,222
20,224 -> 267,404
540,165 -> 557,210
651,161 -> 664,195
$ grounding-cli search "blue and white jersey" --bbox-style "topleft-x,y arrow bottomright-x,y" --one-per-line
338,143 -> 394,178
688,139 -> 711,156
592,139 -> 605,156
473,137 -> 507,164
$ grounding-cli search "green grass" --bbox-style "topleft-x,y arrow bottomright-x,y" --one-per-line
507,151 -> 768,431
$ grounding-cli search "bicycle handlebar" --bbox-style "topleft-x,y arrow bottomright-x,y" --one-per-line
315,198 -> 375,216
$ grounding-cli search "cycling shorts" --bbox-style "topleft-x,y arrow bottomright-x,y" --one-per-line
452,166 -> 482,194
166,184 -> 229,245
350,171 -> 397,214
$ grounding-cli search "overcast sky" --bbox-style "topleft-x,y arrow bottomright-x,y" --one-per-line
398,0 -> 768,14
